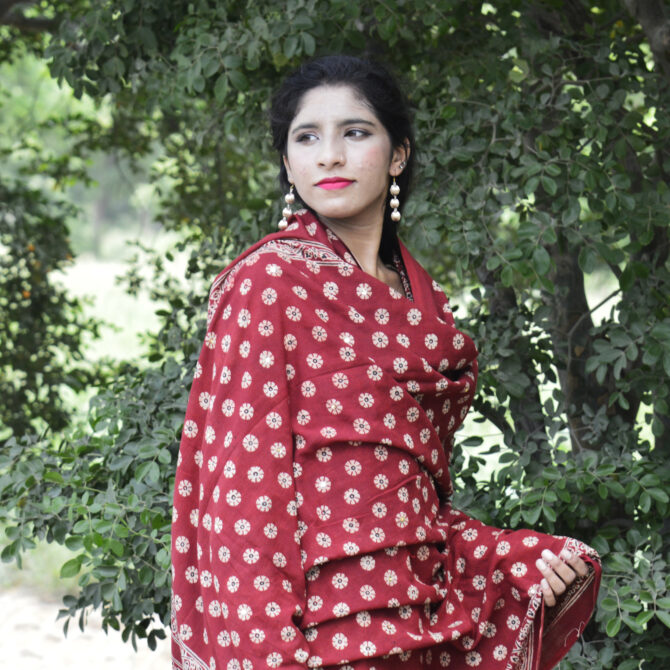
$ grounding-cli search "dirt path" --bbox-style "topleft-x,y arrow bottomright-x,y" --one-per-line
0,586 -> 171,668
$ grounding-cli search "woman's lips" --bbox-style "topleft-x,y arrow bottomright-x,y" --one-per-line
317,179 -> 353,190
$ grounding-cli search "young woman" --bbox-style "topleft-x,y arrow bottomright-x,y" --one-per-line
171,55 -> 600,670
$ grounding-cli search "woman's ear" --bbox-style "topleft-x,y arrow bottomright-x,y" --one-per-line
390,138 -> 411,177
283,155 -> 294,184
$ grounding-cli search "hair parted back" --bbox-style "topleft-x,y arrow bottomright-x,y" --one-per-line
270,54 -> 415,263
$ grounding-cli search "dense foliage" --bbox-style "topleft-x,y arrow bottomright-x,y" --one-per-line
1,0 -> 669,665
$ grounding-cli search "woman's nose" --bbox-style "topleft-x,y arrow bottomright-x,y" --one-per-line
317,136 -> 345,167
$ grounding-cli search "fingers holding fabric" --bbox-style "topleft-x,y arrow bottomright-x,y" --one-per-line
536,556 -> 565,607
535,548 -> 589,607
559,548 -> 589,577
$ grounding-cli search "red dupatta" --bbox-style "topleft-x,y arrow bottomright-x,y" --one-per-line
171,210 -> 599,670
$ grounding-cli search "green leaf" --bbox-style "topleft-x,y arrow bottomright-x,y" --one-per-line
228,70 -> 248,91
60,557 -> 83,578
532,247 -> 551,276
301,33 -> 316,56
522,506 -> 541,524
658,610 -> 670,629
578,247 -> 598,274
648,488 -> 669,503
606,616 -> 622,637
639,491 -> 651,513
600,597 -> 618,612
44,471 -> 64,484
541,175 -> 557,196
283,35 -> 298,59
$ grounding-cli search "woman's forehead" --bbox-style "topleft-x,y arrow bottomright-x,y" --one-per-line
291,85 -> 377,127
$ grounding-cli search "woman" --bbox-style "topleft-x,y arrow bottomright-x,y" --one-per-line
171,55 -> 600,670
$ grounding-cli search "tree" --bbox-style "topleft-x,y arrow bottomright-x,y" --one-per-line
1,1 -> 669,666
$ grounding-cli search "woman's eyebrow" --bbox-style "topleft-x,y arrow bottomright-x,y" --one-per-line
290,118 -> 377,136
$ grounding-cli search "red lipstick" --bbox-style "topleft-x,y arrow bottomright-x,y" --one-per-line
317,177 -> 353,190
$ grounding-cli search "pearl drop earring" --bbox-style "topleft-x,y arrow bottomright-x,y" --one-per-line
279,184 -> 295,230
389,178 -> 401,222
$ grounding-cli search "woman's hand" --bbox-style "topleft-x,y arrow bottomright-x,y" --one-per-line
535,549 -> 589,607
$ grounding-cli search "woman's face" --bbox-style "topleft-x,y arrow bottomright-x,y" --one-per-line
283,85 -> 407,230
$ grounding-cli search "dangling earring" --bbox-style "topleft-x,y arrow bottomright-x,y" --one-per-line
389,177 -> 401,222
279,184 -> 295,230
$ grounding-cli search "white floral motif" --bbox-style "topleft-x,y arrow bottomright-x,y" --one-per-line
372,331 -> 389,348
396,333 -> 410,347
237,309 -> 251,328
494,540 -> 511,556
263,381 -> 278,398
344,488 -> 360,505
204,332 -> 217,349
507,614 -> 521,630
198,392 -> 212,410
356,393 -> 374,409
315,447 -> 332,462
393,358 -> 409,374
332,572 -> 349,589
316,505 -> 331,521
465,651 -> 481,667
183,420 -> 198,438
367,365 -> 383,381
356,283 -> 372,299
374,308 -> 390,324
472,575 -> 486,591
323,282 -> 338,299
342,518 -> 359,533
258,319 -> 273,336
312,325 -> 327,341
344,459 -> 362,476
283,333 -> 297,350
493,645 -> 507,660
407,308 -> 422,325
238,403 -> 254,420
315,476 -> 331,493
332,372 -> 349,388
353,418 -> 370,434
511,561 -> 528,577
332,632 -> 348,649
462,528 -> 478,542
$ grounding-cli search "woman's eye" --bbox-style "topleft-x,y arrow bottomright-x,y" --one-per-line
346,128 -> 370,138
296,133 -> 317,142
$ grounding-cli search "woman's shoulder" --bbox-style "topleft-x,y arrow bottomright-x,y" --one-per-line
206,235 -> 308,325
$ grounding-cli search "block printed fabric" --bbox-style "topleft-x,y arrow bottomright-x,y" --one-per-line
171,211 -> 601,670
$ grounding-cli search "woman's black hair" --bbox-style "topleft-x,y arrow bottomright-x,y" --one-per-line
270,54 -> 415,264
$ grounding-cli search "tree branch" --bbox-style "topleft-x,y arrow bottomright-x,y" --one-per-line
623,0 -> 670,79
472,398 -> 514,444
0,0 -> 57,33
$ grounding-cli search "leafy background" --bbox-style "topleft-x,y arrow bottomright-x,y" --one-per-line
0,0 -> 668,666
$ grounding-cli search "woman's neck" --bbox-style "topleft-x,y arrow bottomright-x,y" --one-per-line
318,215 -> 387,280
